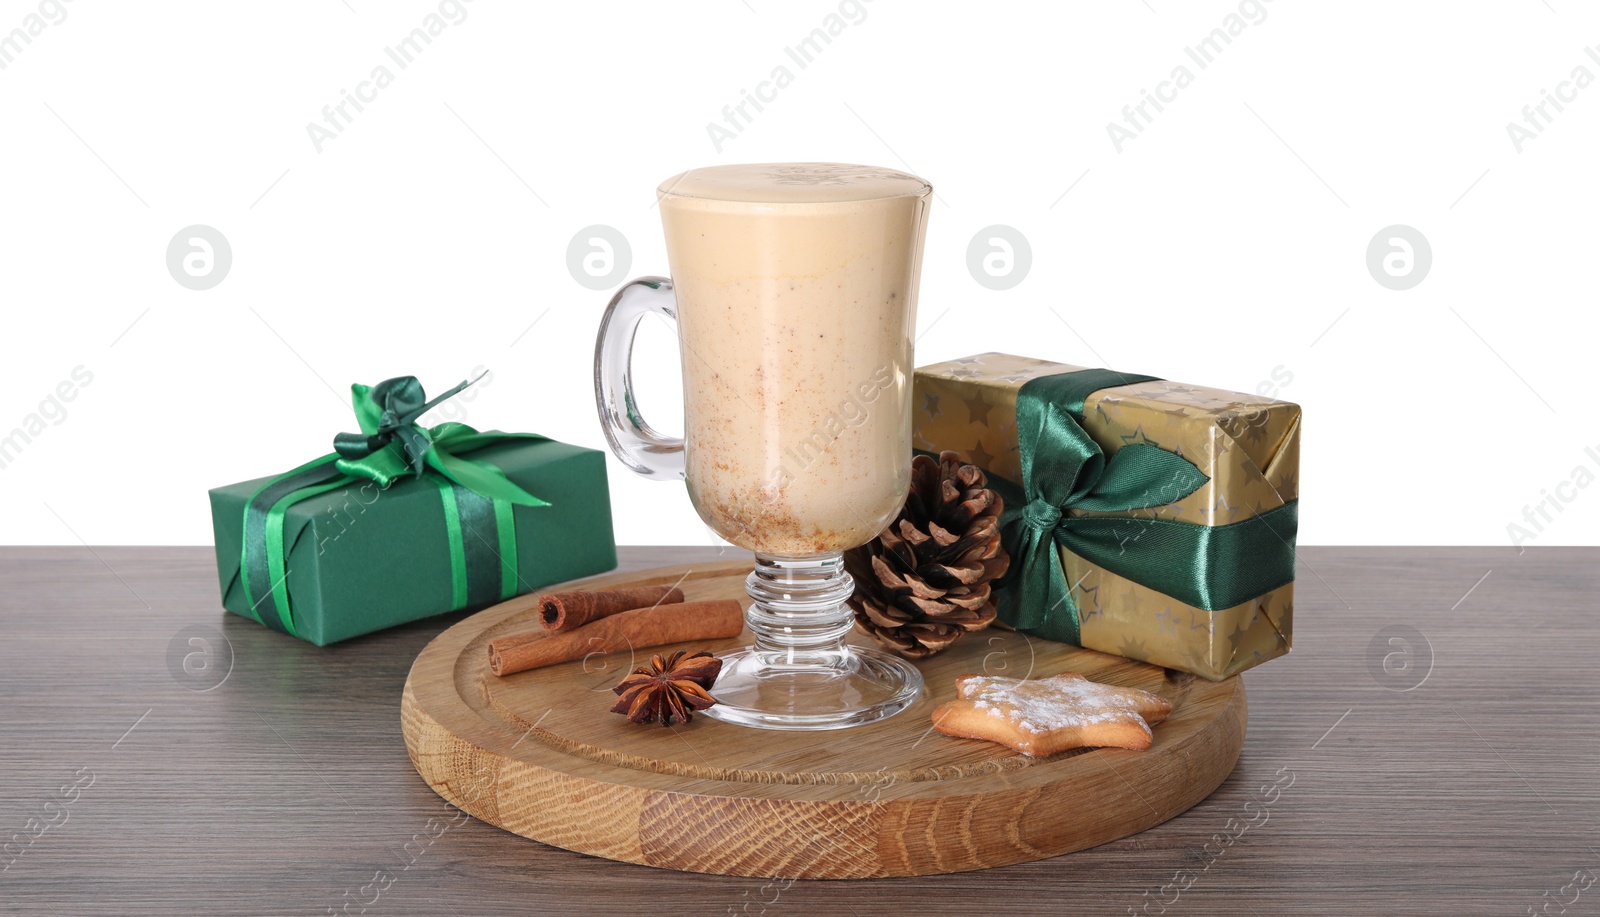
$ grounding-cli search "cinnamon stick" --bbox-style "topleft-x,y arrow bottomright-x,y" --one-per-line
537,585 -> 687,632
488,601 -> 744,677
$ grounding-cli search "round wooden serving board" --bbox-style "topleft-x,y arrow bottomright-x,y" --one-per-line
401,560 -> 1246,878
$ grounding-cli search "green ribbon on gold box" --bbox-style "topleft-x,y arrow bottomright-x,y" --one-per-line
209,375 -> 617,645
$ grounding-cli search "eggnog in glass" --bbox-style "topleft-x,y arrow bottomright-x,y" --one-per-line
594,163 -> 931,730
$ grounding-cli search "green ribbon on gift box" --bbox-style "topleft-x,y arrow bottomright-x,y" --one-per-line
982,368 -> 1299,646
238,375 -> 550,638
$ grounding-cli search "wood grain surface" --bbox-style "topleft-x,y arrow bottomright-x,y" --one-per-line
0,546 -> 1595,915
402,560 -> 1245,877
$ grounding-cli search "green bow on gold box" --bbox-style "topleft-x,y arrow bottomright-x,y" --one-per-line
914,354 -> 1300,680
208,375 -> 617,645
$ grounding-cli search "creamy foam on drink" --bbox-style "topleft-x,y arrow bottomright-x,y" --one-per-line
658,163 -> 931,556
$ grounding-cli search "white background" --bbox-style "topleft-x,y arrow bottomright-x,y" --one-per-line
1,0 -> 1596,548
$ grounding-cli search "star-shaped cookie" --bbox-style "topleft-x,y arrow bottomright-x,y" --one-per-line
932,673 -> 1173,756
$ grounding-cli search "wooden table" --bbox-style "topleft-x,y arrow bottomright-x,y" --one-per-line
0,546 -> 1592,916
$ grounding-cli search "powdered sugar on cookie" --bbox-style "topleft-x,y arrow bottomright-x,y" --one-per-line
961,674 -> 1158,734
934,672 -> 1174,756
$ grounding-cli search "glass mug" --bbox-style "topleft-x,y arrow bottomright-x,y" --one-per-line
593,163 -> 932,730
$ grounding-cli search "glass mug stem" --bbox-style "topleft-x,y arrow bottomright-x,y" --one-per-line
744,554 -> 856,664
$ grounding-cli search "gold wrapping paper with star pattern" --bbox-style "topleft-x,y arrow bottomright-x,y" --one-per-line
914,353 -> 1299,679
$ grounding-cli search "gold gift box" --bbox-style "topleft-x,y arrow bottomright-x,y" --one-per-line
913,353 -> 1300,679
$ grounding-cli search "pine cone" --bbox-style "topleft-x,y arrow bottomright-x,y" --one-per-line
845,451 -> 1010,658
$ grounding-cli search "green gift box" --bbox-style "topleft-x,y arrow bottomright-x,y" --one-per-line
208,376 -> 617,645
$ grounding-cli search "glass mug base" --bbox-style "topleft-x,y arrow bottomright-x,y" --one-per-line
701,645 -> 924,731
699,553 -> 924,731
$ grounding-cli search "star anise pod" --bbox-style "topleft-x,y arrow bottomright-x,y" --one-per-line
609,650 -> 722,727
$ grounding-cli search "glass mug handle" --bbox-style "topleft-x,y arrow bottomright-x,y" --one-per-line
593,276 -> 686,480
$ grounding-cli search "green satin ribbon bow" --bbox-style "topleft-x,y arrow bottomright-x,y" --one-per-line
238,375 -> 550,638
331,374 -> 550,508
987,368 -> 1299,646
